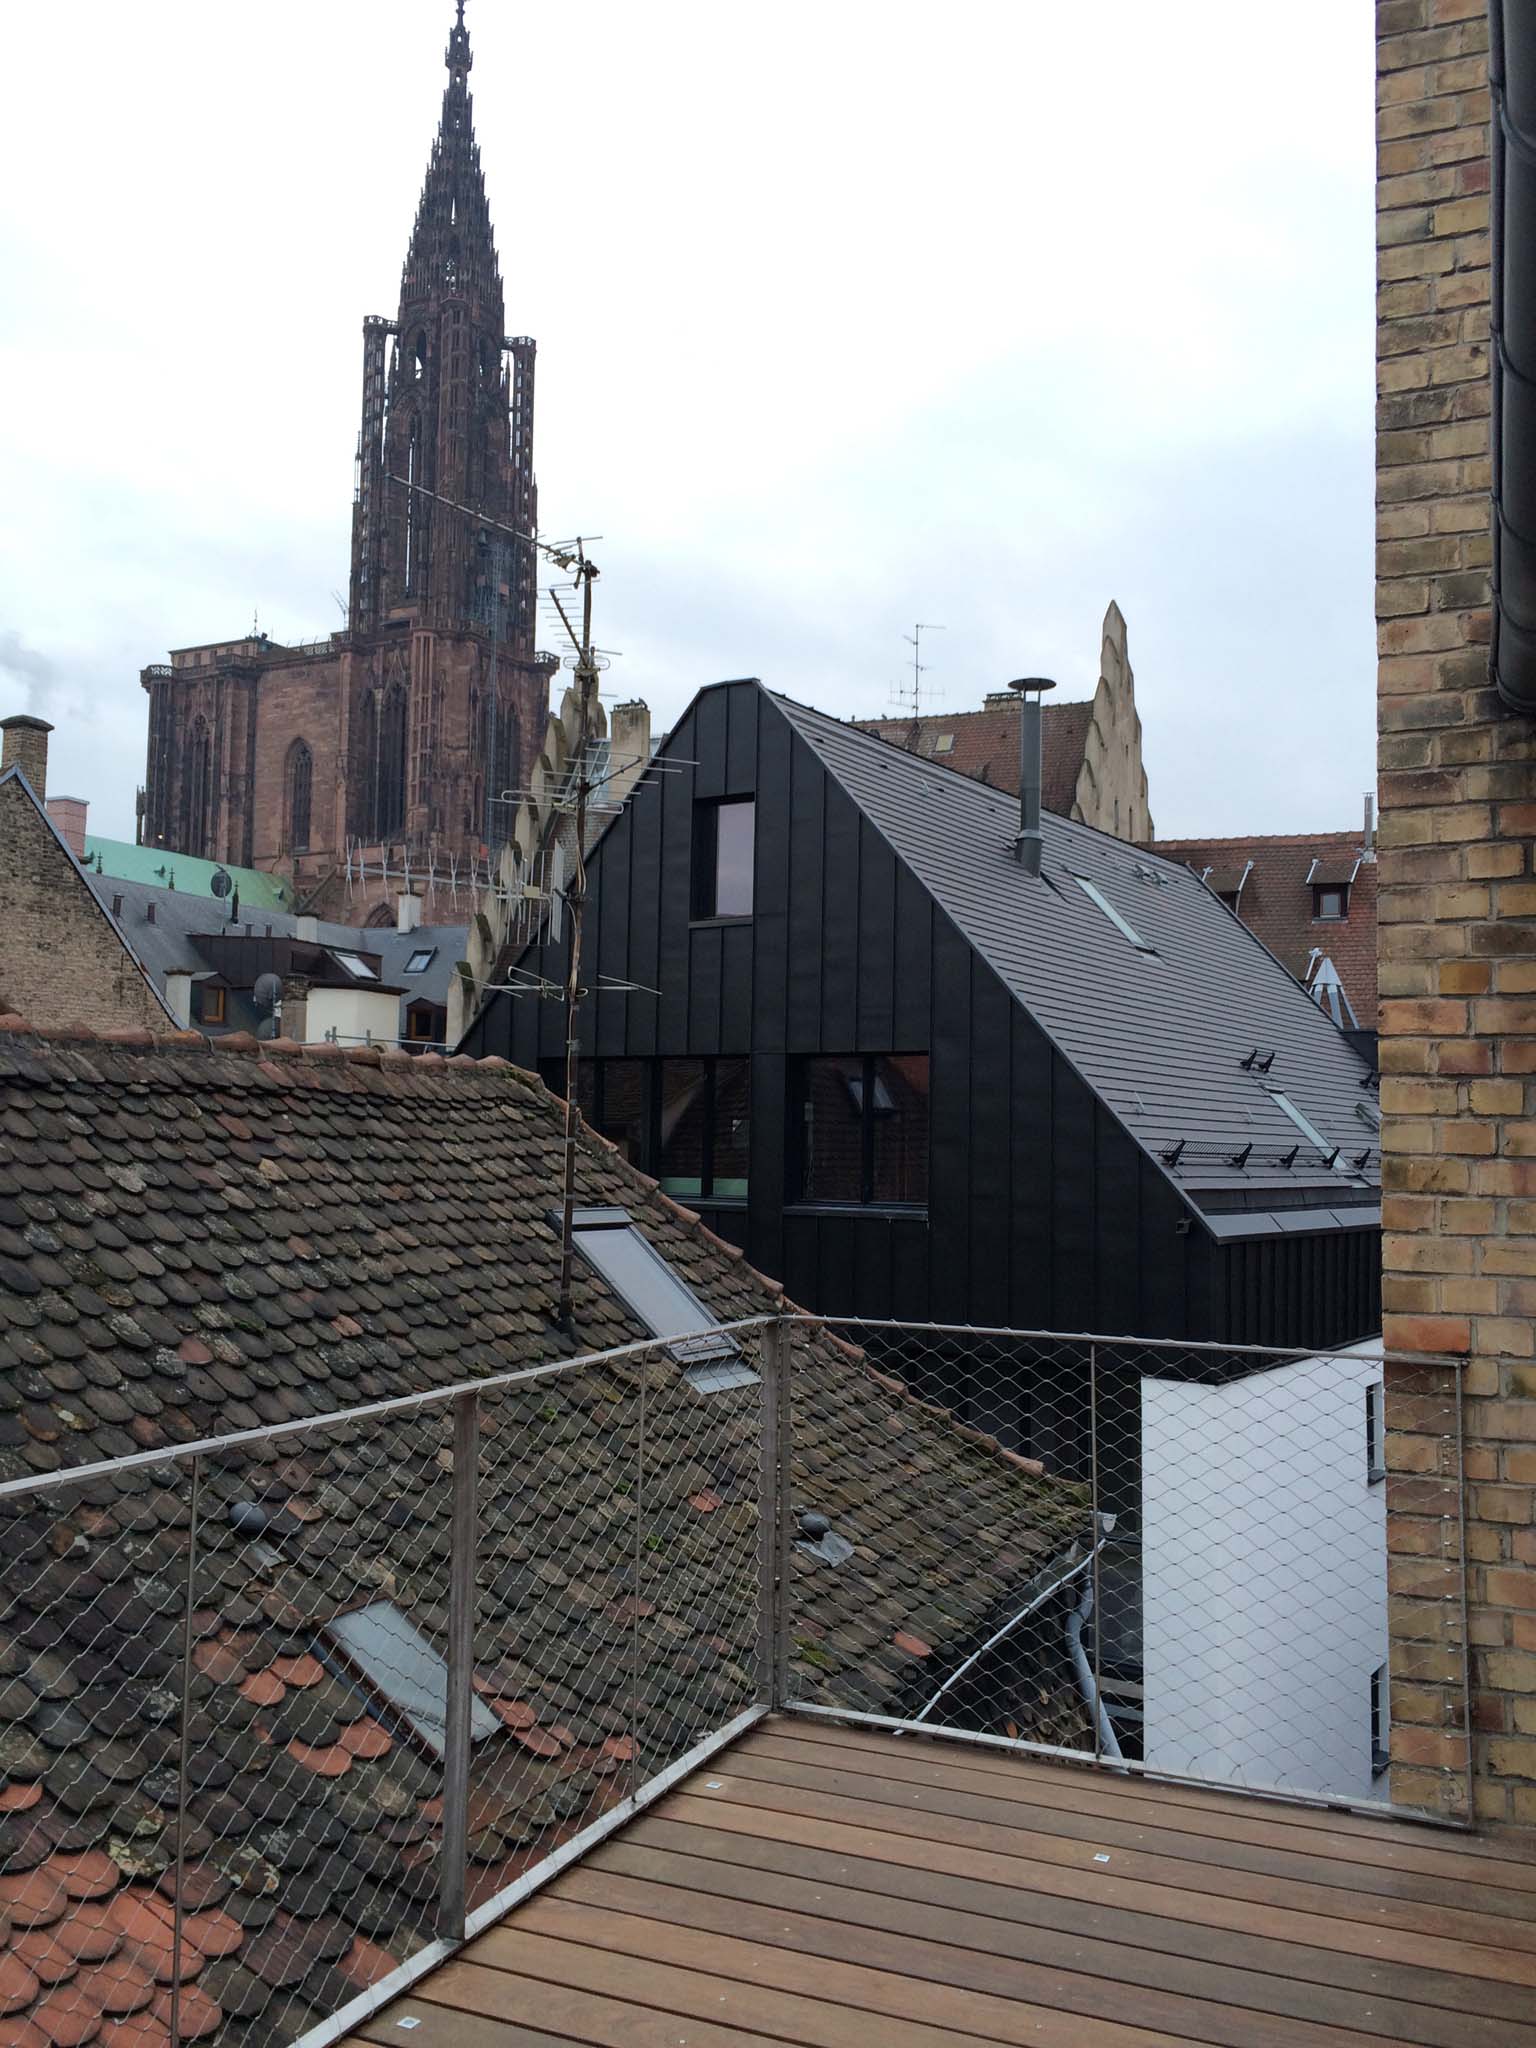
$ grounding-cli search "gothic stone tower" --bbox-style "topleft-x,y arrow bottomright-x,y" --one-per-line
139,3 -> 554,921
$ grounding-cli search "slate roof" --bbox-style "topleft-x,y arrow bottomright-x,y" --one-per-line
84,879 -> 465,1041
0,1024 -> 1092,2046
773,696 -> 1380,1207
1153,831 -> 1379,1032
856,696 -> 1095,814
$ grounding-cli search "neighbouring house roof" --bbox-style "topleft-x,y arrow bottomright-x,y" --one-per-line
855,696 -> 1095,814
84,877 -> 465,1038
773,697 -> 1379,1206
83,839 -> 293,912
1153,831 -> 1378,1034
0,1025 -> 1092,2045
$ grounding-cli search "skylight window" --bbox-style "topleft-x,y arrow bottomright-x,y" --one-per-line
565,1207 -> 757,1391
403,947 -> 436,974
1269,1091 -> 1350,1171
331,951 -> 379,980
1075,876 -> 1154,953
324,1602 -> 499,1757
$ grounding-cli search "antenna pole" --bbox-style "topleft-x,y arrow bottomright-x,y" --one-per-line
556,546 -> 600,1330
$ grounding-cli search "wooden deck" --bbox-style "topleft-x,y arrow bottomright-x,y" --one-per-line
346,1714 -> 1536,2047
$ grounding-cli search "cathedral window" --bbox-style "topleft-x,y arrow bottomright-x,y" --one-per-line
413,332 -> 426,380
404,416 -> 421,592
182,716 -> 213,858
285,739 -> 314,854
370,681 -> 408,841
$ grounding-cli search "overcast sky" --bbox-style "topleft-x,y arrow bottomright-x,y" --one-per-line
0,1 -> 1376,844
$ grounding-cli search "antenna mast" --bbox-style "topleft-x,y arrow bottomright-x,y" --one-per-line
892,622 -> 945,739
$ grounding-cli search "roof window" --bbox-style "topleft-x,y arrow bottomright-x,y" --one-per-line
403,947 -> 436,974
564,1207 -> 758,1391
1268,1091 -> 1351,1172
323,1602 -> 499,1758
1075,875 -> 1154,953
331,950 -> 379,980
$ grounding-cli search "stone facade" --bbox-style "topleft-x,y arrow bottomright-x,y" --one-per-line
856,601 -> 1153,841
1376,0 -> 1536,1829
138,10 -> 552,927
0,725 -> 171,1035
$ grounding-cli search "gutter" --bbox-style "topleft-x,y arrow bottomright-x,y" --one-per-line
1489,3 -> 1536,712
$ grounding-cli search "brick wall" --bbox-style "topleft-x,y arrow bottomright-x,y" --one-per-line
0,778 -> 170,1036
1377,0 -> 1536,1828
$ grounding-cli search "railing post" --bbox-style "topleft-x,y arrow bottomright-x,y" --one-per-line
169,1456 -> 201,2048
758,1318 -> 792,1710
439,1391 -> 479,1942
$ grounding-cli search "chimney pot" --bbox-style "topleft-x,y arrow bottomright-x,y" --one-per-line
111,894 -> 123,919
0,714 -> 53,801
145,901 -> 156,925
45,795 -> 88,861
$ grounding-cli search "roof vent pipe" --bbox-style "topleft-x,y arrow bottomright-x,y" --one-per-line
1362,791 -> 1376,858
1006,677 -> 1056,875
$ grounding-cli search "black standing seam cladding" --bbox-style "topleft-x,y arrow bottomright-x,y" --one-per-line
462,680 -> 1380,1347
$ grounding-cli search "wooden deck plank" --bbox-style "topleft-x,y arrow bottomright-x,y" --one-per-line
621,1815 -> 1536,2028
721,1741 -> 1536,1912
740,1728 -> 1536,1890
479,1901 -> 1205,2048
559,1857 -> 1503,2048
360,1723 -> 1536,2048
588,1834 -> 1536,2048
656,1790 -> 1536,1987
773,1715 -> 1520,1857
370,1967 -> 805,2048
670,1770 -> 1536,1945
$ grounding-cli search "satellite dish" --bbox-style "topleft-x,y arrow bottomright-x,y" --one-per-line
210,868 -> 233,900
252,972 -> 283,1014
255,1017 -> 279,1042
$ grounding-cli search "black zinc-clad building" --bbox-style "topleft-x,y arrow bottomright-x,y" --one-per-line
463,679 -> 1381,1353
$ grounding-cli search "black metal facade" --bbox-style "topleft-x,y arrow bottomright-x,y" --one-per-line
462,681 -> 1380,1349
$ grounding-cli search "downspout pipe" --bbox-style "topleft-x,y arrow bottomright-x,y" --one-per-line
1065,1576 -> 1124,1760
1488,2 -> 1536,712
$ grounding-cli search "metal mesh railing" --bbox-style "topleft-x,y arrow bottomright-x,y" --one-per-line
782,1320 -> 1467,1818
0,1315 -> 1468,2048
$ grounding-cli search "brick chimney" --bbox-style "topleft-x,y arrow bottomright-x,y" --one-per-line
45,795 -> 88,861
0,715 -> 52,799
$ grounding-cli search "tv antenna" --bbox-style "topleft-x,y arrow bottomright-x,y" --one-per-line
891,622 -> 945,723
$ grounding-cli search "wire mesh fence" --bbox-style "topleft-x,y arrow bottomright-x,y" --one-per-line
0,1315 -> 1468,2047
784,1319 -> 1468,1818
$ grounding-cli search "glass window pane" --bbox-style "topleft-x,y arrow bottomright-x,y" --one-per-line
659,1059 -> 707,1197
713,1058 -> 751,1199
799,1057 -> 865,1203
714,800 -> 755,917
599,1058 -> 646,1166
326,1603 -> 499,1758
871,1054 -> 929,1204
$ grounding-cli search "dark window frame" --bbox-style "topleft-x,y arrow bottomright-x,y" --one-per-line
791,1052 -> 930,1210
659,1056 -> 750,1206
197,983 -> 226,1026
692,796 -> 756,922
1313,883 -> 1349,921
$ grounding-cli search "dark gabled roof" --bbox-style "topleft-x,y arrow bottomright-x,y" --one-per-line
0,1025 -> 1091,2044
771,694 -> 1379,1207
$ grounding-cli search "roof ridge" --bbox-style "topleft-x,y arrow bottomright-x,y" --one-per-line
1154,830 -> 1368,849
0,1016 -> 534,1085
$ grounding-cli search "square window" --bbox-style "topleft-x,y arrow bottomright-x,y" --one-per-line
1313,885 -> 1348,921
693,798 -> 755,919
794,1055 -> 929,1207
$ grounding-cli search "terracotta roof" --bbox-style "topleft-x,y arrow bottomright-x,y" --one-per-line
0,1023 -> 1092,2045
855,698 -> 1095,814
1153,832 -> 1378,1031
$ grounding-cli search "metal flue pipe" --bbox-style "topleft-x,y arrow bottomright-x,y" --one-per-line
1007,676 -> 1056,875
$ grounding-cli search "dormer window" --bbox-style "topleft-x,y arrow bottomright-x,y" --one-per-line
1313,883 -> 1348,921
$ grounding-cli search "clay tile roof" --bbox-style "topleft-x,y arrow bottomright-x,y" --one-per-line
0,1028 -> 1093,2046
1154,832 -> 1378,1030
855,698 -> 1095,813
